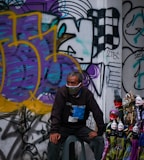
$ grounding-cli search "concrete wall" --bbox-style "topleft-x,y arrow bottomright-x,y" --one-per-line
122,0 -> 144,98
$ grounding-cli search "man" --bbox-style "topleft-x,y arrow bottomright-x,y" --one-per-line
48,71 -> 105,160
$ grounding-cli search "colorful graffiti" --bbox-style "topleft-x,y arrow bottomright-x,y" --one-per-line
0,11 -> 82,114
0,0 -> 122,159
0,3 -> 121,114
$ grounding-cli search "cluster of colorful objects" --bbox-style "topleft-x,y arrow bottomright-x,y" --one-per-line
102,91 -> 144,160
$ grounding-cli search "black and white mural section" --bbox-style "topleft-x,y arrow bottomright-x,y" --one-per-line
122,0 -> 144,98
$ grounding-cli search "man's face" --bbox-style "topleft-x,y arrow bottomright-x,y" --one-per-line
66,75 -> 82,96
67,75 -> 79,86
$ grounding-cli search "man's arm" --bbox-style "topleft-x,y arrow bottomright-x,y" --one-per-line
49,88 -> 66,143
50,88 -> 65,133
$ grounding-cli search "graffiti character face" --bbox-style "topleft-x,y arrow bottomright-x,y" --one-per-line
123,7 -> 144,48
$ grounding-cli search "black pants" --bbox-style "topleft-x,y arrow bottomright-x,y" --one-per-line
47,126 -> 104,160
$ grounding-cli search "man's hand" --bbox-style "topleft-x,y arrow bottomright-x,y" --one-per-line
49,133 -> 61,144
88,131 -> 98,139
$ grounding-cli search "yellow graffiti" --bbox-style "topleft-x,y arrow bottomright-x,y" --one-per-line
45,52 -> 82,73
22,91 -> 52,114
29,21 -> 58,62
0,39 -> 9,93
16,12 -> 43,40
0,11 -> 82,114
0,94 -> 20,112
8,40 -> 41,96
0,11 -> 17,42
0,40 -> 52,114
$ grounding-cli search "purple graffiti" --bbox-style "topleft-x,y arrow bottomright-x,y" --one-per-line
7,0 -> 61,16
0,13 -> 79,103
87,64 -> 100,79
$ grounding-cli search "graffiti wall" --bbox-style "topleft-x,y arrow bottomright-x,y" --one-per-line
0,0 -> 122,159
122,0 -> 144,98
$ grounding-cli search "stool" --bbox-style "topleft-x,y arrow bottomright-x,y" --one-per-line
62,135 -> 86,160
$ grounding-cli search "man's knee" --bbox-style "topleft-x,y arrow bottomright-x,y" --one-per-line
89,136 -> 104,160
93,136 -> 104,145
48,142 -> 61,160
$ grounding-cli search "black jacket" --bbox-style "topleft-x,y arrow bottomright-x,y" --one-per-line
50,86 -> 105,136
